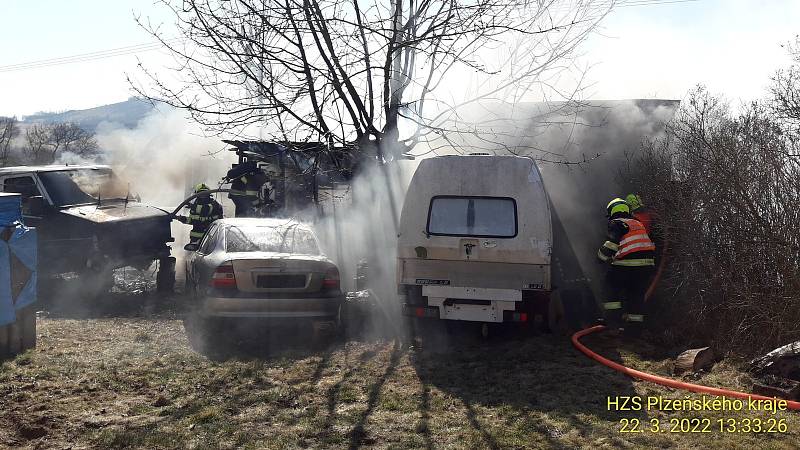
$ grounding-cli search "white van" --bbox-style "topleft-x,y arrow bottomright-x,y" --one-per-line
397,155 -> 552,327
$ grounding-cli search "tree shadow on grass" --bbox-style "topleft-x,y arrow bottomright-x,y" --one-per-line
346,339 -> 404,449
408,322 -> 646,449
183,317 -> 346,362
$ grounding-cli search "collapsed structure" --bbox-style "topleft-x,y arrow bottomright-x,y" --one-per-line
220,140 -> 360,218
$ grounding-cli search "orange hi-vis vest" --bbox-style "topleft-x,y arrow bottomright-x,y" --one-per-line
614,218 -> 655,265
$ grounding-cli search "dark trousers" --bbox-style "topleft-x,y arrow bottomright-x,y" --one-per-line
189,225 -> 208,245
603,265 -> 654,333
231,196 -> 256,217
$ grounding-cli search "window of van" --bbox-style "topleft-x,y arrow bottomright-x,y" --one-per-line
427,196 -> 517,238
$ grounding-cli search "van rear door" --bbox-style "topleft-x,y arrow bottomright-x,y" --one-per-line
426,195 -> 517,261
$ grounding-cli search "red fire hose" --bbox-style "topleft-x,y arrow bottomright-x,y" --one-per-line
572,234 -> 800,410
572,325 -> 800,410
643,238 -> 667,303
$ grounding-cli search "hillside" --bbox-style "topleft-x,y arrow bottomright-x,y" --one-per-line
21,98 -> 158,131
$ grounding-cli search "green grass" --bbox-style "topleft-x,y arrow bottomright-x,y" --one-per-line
1,318 -> 799,449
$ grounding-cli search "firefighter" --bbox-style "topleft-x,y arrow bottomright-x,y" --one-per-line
626,193 -> 654,234
227,162 -> 268,217
597,197 -> 656,335
177,183 -> 223,246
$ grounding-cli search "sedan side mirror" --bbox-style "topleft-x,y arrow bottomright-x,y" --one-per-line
184,243 -> 199,252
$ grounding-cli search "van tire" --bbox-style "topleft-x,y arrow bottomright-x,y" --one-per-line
548,291 -> 569,335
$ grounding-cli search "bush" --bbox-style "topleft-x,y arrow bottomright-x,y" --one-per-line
622,87 -> 800,355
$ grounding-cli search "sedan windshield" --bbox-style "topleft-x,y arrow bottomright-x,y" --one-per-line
38,169 -> 134,206
225,224 -> 320,255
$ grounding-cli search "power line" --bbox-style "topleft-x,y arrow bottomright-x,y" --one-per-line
0,0 -> 700,73
550,0 -> 701,13
0,38 -> 184,73
617,0 -> 700,6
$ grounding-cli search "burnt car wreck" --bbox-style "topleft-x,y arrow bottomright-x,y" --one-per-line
222,140 -> 361,217
0,165 -> 175,293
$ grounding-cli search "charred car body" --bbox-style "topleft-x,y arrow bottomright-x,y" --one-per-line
0,165 -> 175,292
222,140 -> 361,217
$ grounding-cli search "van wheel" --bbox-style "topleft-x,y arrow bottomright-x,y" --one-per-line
548,291 -> 569,335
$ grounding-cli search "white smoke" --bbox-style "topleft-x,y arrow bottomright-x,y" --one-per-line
308,158 -> 416,337
67,107 -> 239,287
94,106 -> 235,208
64,100 -> 675,314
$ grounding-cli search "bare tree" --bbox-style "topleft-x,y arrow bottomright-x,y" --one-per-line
132,0 -> 611,162
771,35 -> 800,155
24,123 -> 99,164
0,117 -> 18,166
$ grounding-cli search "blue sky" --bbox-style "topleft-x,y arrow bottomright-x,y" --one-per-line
0,0 -> 798,117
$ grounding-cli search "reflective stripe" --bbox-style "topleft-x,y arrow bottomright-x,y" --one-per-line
620,241 -> 656,254
625,314 -> 645,322
190,231 -> 205,238
245,190 -> 259,196
229,189 -> 247,196
619,239 -> 654,250
603,301 -> 622,310
598,240 -> 617,261
619,235 -> 650,246
612,258 -> 655,267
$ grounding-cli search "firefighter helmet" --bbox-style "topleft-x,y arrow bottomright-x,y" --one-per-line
194,183 -> 211,193
626,193 -> 644,211
606,197 -> 630,217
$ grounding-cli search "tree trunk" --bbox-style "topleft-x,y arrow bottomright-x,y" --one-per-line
675,347 -> 715,373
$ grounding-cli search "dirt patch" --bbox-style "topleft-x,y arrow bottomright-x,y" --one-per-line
1,315 -> 799,449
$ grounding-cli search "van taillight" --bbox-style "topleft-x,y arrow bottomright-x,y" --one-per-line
322,268 -> 340,290
210,263 -> 236,288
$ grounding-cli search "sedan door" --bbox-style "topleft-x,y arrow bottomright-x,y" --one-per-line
186,224 -> 221,296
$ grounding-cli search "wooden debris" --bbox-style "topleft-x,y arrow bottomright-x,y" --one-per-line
675,347 -> 715,373
752,376 -> 800,401
750,341 -> 800,380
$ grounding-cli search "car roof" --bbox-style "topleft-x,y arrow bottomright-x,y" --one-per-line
215,217 -> 314,229
0,164 -> 111,175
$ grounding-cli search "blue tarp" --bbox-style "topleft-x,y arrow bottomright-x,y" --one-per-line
0,223 -> 37,327
0,193 -> 22,227
0,241 -> 10,326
